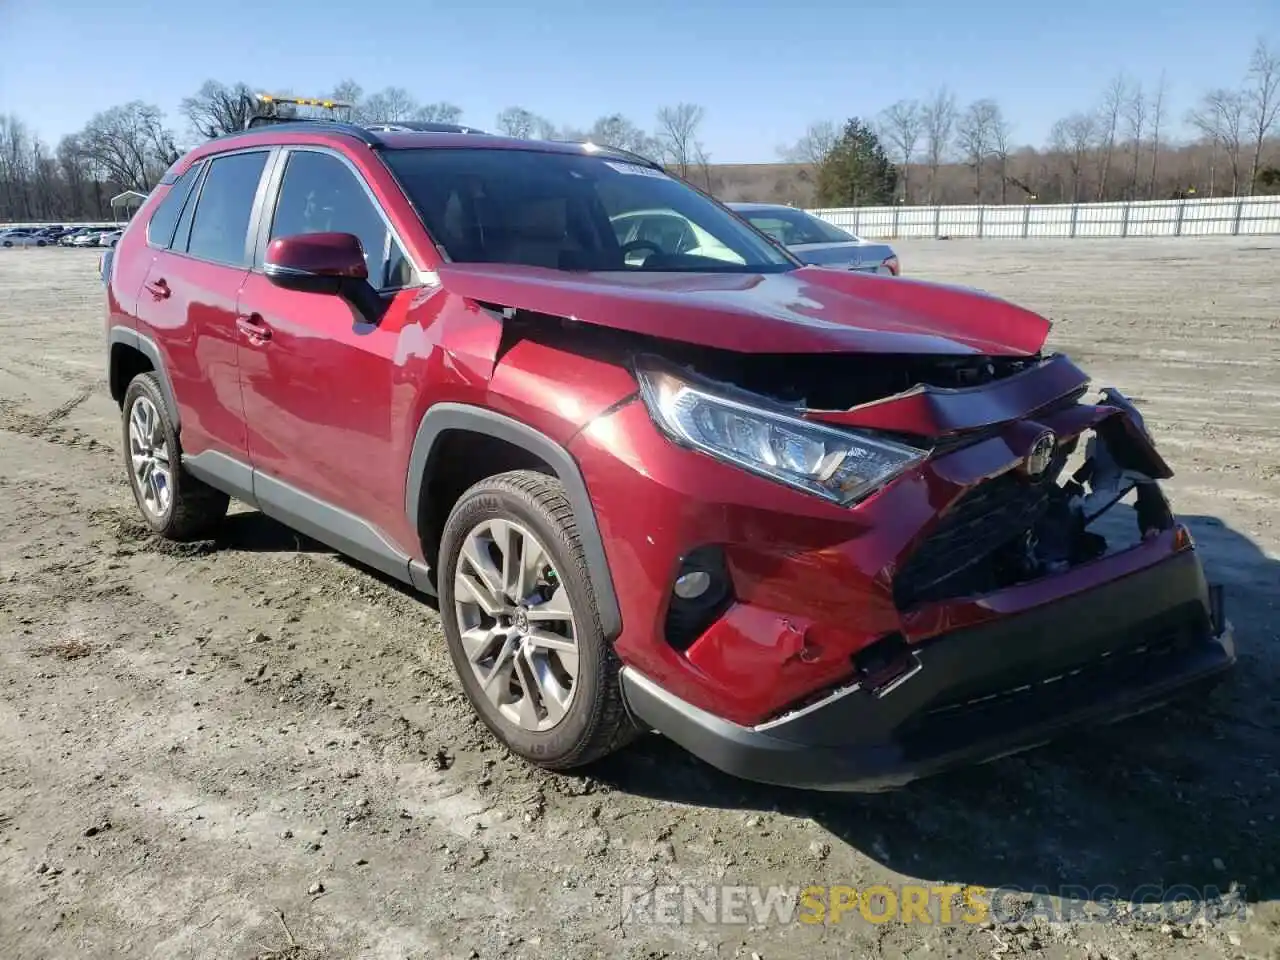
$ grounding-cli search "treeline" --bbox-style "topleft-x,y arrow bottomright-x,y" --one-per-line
1,38 -> 1277,222
0,79 -> 713,222
784,36 -> 1280,207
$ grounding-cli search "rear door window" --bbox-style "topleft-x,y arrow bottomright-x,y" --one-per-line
183,151 -> 270,266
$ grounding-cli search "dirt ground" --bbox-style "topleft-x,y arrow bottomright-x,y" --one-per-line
0,239 -> 1276,960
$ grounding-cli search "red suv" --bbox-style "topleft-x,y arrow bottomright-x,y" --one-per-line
103,120 -> 1234,790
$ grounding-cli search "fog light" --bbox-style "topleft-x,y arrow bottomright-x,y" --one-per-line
664,546 -> 734,651
673,570 -> 711,599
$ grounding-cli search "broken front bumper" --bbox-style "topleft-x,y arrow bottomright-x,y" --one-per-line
620,544 -> 1234,791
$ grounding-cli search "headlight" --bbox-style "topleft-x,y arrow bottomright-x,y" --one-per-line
636,363 -> 926,505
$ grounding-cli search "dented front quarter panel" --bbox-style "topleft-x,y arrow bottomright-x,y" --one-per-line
484,337 -> 640,447
386,288 -> 641,559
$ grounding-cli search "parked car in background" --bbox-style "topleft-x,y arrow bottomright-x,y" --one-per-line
70,229 -> 110,247
610,208 -> 742,265
0,229 -> 49,247
61,227 -> 103,246
104,119 -> 1232,793
98,230 -> 123,247
728,202 -> 899,276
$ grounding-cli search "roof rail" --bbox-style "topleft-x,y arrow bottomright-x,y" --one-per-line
551,140 -> 664,170
362,120 -> 490,135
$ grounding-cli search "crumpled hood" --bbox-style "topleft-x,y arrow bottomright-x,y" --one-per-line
437,263 -> 1050,356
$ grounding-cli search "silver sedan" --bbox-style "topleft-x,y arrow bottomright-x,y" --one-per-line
727,202 -> 899,276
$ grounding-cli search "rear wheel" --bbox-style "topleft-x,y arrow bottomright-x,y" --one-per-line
438,470 -> 635,769
121,373 -> 228,540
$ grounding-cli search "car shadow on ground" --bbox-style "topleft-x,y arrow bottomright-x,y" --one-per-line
212,509 -> 440,607
591,513 -> 1279,909
214,510 -> 329,553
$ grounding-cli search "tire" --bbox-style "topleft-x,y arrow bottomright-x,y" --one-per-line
121,372 -> 228,540
438,470 -> 636,770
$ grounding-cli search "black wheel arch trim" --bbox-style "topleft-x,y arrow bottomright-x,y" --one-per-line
406,403 -> 622,640
108,326 -> 181,429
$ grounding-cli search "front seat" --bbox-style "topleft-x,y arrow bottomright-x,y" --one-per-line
491,197 -> 574,269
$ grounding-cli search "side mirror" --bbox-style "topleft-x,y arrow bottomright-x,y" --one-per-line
263,232 -> 368,294
263,232 -> 386,324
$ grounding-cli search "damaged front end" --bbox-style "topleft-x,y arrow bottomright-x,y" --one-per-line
634,344 -> 1181,616
891,388 -> 1178,613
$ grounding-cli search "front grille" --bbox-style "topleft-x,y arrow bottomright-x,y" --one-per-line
893,472 -> 1050,609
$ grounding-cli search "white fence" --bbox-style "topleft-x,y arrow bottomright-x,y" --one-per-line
810,195 -> 1280,240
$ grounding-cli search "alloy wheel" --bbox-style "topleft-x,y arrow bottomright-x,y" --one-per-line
453,518 -> 579,732
128,395 -> 172,518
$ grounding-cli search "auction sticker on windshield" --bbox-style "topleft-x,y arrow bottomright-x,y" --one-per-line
605,161 -> 669,178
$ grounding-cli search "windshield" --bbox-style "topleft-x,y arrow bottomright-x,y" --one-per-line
738,207 -> 856,246
383,148 -> 796,273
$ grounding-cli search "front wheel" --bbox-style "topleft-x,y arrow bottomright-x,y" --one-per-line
438,470 -> 636,770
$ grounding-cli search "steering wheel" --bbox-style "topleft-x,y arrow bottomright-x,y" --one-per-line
620,239 -> 665,262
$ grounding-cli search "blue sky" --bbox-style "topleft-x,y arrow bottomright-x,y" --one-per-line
1,0 -> 1276,162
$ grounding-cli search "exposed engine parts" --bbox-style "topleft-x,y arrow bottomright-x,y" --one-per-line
894,390 -> 1173,609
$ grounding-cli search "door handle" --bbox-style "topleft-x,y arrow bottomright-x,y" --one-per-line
236,313 -> 272,344
144,278 -> 170,300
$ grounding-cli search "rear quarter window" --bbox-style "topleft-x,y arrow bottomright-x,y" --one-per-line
146,162 -> 203,249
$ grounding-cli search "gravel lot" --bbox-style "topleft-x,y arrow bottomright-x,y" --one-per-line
0,239 -> 1276,960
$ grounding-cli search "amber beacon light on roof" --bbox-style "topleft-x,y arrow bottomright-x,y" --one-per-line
245,93 -> 354,128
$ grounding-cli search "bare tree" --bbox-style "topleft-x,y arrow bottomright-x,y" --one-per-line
586,114 -> 660,159
77,102 -> 177,193
1122,82 -> 1147,200
496,106 -> 538,139
878,100 -> 923,202
780,120 -> 838,168
1148,71 -> 1167,198
180,80 -> 258,139
0,115 -> 36,219
656,103 -> 706,177
921,87 -> 956,203
534,115 -> 560,141
57,135 -> 100,219
991,105 -> 1013,204
1189,89 -> 1246,195
694,141 -> 714,193
1095,73 -> 1130,200
330,79 -> 364,121
360,87 -> 418,123
415,102 -> 463,124
956,99 -> 999,199
1050,112 -> 1098,202
1244,37 -> 1280,194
